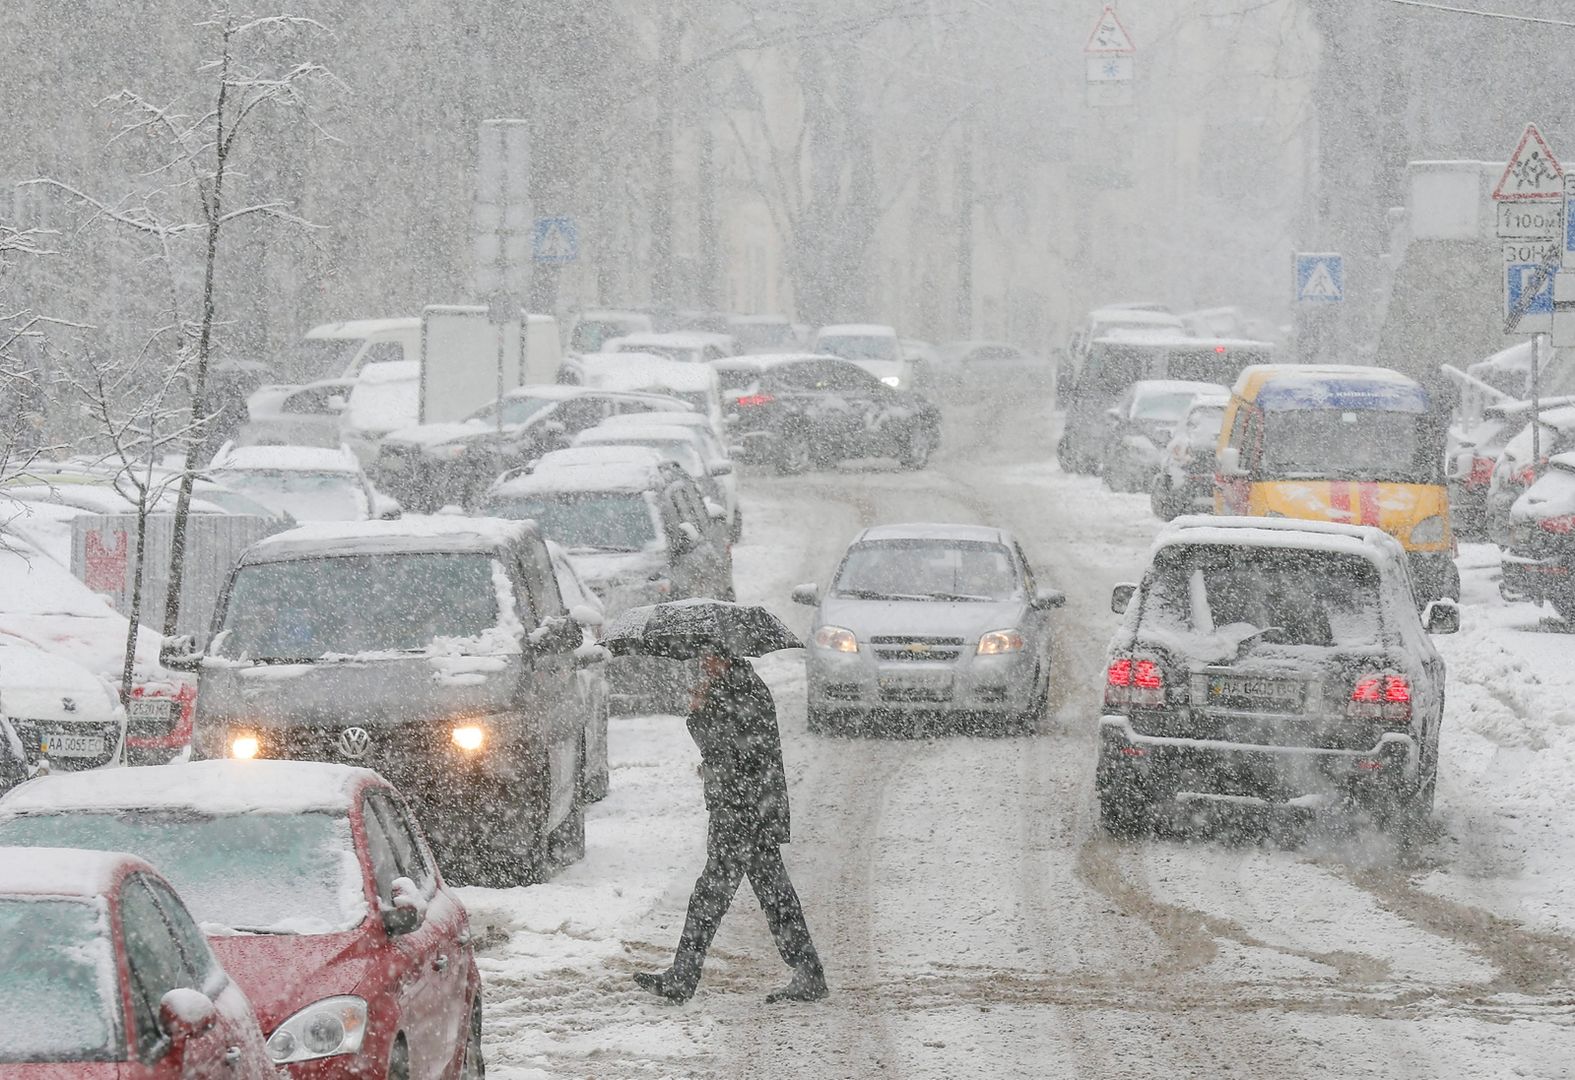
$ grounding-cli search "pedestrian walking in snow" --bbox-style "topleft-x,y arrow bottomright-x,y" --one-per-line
633,649 -> 827,1004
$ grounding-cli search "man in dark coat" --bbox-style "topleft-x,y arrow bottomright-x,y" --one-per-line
634,650 -> 827,1004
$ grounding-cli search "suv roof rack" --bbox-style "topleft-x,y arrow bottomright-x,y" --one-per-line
1164,514 -> 1403,556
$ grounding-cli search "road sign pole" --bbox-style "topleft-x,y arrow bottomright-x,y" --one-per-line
1533,332 -> 1545,478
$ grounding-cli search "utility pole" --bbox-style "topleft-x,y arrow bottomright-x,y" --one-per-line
698,122 -> 719,311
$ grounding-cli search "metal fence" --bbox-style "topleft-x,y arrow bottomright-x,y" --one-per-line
71,514 -> 277,641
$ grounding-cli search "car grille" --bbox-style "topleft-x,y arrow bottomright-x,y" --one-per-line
10,717 -> 121,771
871,636 -> 967,663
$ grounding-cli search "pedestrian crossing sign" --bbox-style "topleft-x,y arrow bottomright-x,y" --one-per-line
531,217 -> 579,265
1294,253 -> 1344,304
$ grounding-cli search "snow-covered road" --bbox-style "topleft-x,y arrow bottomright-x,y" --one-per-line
461,400 -> 1575,1079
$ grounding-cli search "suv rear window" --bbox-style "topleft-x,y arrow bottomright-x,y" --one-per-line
486,491 -> 661,553
215,553 -> 499,660
1144,545 -> 1382,648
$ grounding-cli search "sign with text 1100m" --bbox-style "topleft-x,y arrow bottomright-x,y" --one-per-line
1497,202 -> 1562,240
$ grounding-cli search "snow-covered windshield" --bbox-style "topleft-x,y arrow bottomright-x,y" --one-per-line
1133,391 -> 1204,423
211,469 -> 368,521
617,343 -> 701,364
817,335 -> 896,363
1260,410 -> 1435,483
472,395 -> 559,427
1145,545 -> 1382,649
215,553 -> 499,659
487,492 -> 660,553
0,897 -> 117,1063
0,811 -> 365,935
833,540 -> 1021,601
1184,407 -> 1226,449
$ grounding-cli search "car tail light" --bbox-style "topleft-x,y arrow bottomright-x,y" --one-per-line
1468,457 -> 1495,487
1349,674 -> 1411,723
1516,466 -> 1536,486
1105,656 -> 1163,707
1539,514 -> 1575,534
737,393 -> 775,407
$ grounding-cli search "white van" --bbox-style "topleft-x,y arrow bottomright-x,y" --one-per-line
287,318 -> 421,383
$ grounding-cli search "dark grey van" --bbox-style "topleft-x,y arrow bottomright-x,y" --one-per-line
172,517 -> 589,886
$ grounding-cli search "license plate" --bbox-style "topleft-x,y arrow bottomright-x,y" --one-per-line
128,699 -> 175,724
879,671 -> 953,692
42,731 -> 105,758
1208,676 -> 1303,709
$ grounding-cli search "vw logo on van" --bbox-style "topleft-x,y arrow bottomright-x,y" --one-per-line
337,726 -> 373,760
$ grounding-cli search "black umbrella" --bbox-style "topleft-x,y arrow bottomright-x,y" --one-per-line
599,600 -> 803,660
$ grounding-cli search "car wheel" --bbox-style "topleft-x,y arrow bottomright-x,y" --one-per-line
776,426 -> 814,474
461,996 -> 485,1080
585,698 -> 611,803
1096,784 -> 1153,837
1014,666 -> 1049,735
480,753 -> 551,887
729,511 -> 743,544
1553,586 -> 1575,625
899,422 -> 936,470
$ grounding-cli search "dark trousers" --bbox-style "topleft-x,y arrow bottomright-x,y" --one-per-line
670,819 -> 821,991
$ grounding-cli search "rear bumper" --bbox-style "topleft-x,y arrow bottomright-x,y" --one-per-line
1096,715 -> 1418,802
807,650 -> 1039,714
1502,551 -> 1573,601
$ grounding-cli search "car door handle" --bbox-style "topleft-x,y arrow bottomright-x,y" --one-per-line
433,953 -> 450,972
224,1047 -> 242,1068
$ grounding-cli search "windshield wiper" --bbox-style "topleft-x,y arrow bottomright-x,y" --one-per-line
924,592 -> 996,602
228,926 -> 297,936
840,589 -> 945,602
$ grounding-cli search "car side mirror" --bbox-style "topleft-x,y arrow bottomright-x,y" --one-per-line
1110,582 -> 1137,615
325,394 -> 348,413
1033,587 -> 1067,610
383,877 -> 425,936
569,604 -> 604,630
672,521 -> 701,555
374,493 -> 403,520
159,988 -> 218,1045
704,498 -> 728,523
159,635 -> 202,673
709,461 -> 733,477
1217,446 -> 1245,477
1424,598 -> 1460,634
533,616 -> 583,654
791,583 -> 820,606
1447,450 -> 1473,480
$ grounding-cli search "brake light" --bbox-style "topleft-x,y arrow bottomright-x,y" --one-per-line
1349,674 -> 1411,723
1214,345 -> 1226,354
1540,514 -> 1575,534
1516,466 -> 1535,486
736,393 -> 775,407
1467,457 -> 1495,487
1105,656 -> 1163,707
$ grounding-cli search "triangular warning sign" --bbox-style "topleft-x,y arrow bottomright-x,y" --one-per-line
538,222 -> 572,259
1083,5 -> 1136,55
1300,261 -> 1341,300
1493,123 -> 1564,202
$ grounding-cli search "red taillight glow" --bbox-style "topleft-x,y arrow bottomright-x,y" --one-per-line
1106,656 -> 1163,707
1214,345 -> 1227,354
1540,514 -> 1575,534
1355,759 -> 1384,771
1516,466 -> 1536,486
736,393 -> 775,407
1350,674 -> 1411,723
1118,745 -> 1148,757
1467,457 -> 1495,487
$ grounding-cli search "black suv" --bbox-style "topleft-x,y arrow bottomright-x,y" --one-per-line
174,518 -> 590,887
1096,516 -> 1456,837
372,385 -> 691,512
724,355 -> 941,473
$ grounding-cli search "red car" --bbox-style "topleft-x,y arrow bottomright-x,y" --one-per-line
0,761 -> 483,1079
0,846 -> 274,1077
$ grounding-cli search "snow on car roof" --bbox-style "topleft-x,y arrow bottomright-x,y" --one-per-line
1159,515 -> 1401,563
210,443 -> 359,473
533,446 -> 668,472
0,846 -> 150,897
817,324 -> 897,338
1095,330 -> 1270,349
0,637 -> 116,696
1552,451 -> 1575,472
610,331 -> 729,350
305,317 -> 419,340
577,424 -> 704,446
857,522 -> 1010,545
492,462 -> 660,497
598,411 -> 715,431
1088,308 -> 1185,326
248,515 -> 533,562
0,760 -> 379,818
581,354 -> 718,393
355,358 -> 419,385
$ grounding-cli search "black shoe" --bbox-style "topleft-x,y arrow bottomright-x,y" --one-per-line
765,967 -> 828,1003
632,970 -> 693,1003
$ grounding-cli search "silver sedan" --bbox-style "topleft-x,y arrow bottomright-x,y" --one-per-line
792,523 -> 1064,735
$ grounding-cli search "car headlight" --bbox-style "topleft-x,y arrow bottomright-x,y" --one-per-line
451,723 -> 487,752
267,996 -> 367,1064
813,625 -> 858,653
977,629 -> 1025,655
1410,515 -> 1447,545
880,375 -> 902,388
229,734 -> 260,760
